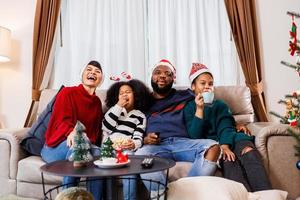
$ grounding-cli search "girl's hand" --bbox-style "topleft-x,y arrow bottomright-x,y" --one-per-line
121,139 -> 135,150
221,144 -> 236,161
195,93 -> 204,118
117,96 -> 129,107
236,124 -> 251,136
67,129 -> 76,148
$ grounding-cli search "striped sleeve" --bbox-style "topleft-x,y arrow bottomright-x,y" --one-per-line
132,111 -> 146,150
102,104 -> 123,134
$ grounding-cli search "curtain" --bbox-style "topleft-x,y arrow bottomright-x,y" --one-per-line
224,0 -> 268,122
50,0 -> 146,89
147,0 -> 242,86
24,0 -> 61,127
51,0 -> 242,89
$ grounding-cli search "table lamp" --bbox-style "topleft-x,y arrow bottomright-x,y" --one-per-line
0,26 -> 11,62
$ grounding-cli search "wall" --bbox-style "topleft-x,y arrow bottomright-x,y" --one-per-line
0,0 -> 36,128
0,0 -> 299,128
257,0 -> 300,121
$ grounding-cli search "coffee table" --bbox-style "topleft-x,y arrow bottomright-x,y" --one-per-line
40,155 -> 175,200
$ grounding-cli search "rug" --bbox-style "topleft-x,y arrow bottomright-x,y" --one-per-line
0,194 -> 38,200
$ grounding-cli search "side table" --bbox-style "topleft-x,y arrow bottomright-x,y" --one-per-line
40,155 -> 175,200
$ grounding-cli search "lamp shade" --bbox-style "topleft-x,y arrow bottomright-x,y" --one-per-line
0,26 -> 11,62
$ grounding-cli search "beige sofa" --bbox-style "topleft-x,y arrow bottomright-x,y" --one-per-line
0,86 -> 299,200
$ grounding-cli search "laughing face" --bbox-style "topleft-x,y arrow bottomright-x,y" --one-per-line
151,65 -> 174,95
82,64 -> 103,88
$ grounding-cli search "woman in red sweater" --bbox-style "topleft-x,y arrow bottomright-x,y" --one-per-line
41,60 -> 104,200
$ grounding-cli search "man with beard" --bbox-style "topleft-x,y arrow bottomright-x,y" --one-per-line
135,59 -> 221,194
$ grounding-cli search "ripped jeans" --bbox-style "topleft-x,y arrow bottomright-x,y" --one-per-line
135,137 -> 218,191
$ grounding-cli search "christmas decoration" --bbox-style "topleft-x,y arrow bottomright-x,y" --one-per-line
289,15 -> 300,56
270,11 -> 300,170
115,147 -> 129,163
69,121 -> 93,168
100,137 -> 115,158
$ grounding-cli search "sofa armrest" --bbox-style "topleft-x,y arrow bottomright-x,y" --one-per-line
0,128 -> 29,180
249,122 -> 300,199
248,122 -> 290,167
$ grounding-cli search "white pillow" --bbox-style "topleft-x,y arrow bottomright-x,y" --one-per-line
167,176 -> 249,200
249,190 -> 288,200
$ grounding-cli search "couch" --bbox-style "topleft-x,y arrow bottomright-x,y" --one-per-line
0,86 -> 299,200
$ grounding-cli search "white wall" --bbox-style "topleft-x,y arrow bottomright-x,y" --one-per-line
0,0 -> 299,128
0,0 -> 36,128
257,0 -> 300,121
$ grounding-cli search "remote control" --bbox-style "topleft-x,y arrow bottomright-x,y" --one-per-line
141,157 -> 154,168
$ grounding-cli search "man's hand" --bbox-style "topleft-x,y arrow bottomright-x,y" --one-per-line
144,133 -> 160,145
221,144 -> 235,161
67,129 -> 76,148
236,124 -> 251,136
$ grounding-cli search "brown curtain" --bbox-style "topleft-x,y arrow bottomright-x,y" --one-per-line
24,0 -> 61,127
224,0 -> 268,122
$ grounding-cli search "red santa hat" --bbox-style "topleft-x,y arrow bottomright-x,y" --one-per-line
189,63 -> 213,83
152,59 -> 176,76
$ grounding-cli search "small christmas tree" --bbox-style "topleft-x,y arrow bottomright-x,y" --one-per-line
270,11 -> 300,169
100,137 -> 115,158
69,121 -> 93,168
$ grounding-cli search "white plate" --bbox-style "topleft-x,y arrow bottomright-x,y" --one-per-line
94,159 -> 131,169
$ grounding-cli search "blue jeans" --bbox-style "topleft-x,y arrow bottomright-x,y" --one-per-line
135,137 -> 218,191
41,140 -> 103,200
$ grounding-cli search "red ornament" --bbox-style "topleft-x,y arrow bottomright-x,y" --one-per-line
115,148 -> 128,163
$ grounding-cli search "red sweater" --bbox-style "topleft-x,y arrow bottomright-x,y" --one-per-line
45,84 -> 103,147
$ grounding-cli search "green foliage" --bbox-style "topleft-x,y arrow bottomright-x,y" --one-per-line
101,137 -> 115,158
69,121 -> 93,162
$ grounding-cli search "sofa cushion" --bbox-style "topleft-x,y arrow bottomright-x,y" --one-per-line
20,86 -> 64,156
17,156 -> 62,184
214,86 -> 254,124
168,176 -> 249,200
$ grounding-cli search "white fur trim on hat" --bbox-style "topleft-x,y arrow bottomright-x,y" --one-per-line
189,63 -> 212,83
152,59 -> 176,75
80,64 -> 104,87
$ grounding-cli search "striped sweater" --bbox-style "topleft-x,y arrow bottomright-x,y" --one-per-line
102,104 -> 146,150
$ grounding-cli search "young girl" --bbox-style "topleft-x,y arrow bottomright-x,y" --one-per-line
102,78 -> 152,200
183,63 -> 272,192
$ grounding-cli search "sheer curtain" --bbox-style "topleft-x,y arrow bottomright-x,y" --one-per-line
50,0 -> 146,89
50,0 -> 242,89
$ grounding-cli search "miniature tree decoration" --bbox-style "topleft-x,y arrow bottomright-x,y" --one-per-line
270,11 -> 300,170
100,137 -> 115,158
69,121 -> 93,168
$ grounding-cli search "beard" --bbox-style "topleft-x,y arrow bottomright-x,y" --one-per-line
151,79 -> 174,95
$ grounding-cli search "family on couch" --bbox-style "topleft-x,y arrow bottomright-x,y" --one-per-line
38,59 -> 272,200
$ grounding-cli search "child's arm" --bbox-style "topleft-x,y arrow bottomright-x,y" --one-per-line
183,100 -> 206,139
102,104 -> 123,134
131,113 -> 146,150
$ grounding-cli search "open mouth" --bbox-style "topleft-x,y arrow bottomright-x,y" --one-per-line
87,74 -> 97,81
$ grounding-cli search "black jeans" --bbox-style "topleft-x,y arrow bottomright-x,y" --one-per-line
220,140 -> 272,192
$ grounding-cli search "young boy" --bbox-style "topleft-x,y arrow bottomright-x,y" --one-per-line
183,63 -> 272,192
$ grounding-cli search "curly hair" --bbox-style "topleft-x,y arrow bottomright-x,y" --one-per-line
105,79 -> 152,113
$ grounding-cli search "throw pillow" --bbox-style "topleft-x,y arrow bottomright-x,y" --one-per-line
249,190 -> 288,200
167,176 -> 249,200
20,86 -> 64,155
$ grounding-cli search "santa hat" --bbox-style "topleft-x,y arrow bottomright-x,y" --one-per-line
189,63 -> 213,83
80,60 -> 104,86
152,59 -> 176,75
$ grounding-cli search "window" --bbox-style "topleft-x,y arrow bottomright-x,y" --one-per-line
50,0 -> 243,89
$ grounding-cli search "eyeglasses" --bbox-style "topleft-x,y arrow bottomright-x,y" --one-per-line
152,70 -> 173,77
